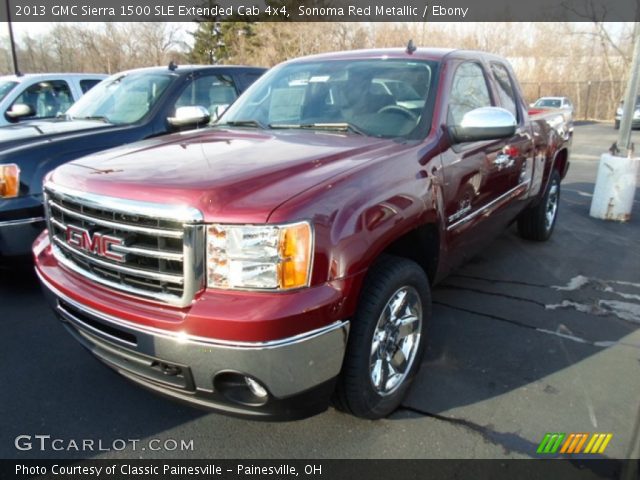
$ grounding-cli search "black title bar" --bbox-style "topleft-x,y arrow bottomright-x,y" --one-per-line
0,0 -> 639,22
1,459 -> 635,480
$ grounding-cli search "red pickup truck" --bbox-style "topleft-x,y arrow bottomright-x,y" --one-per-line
34,48 -> 570,420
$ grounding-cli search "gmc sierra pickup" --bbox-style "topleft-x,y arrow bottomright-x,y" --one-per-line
34,48 -> 570,420
0,64 -> 265,259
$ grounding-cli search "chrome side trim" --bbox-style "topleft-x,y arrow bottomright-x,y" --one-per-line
37,267 -> 348,350
44,182 -> 204,223
182,224 -> 206,304
447,180 -> 529,231
0,216 -> 45,227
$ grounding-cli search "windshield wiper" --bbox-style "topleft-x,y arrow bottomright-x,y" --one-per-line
269,122 -> 366,136
221,119 -> 267,129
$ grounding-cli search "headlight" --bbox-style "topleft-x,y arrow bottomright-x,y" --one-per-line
0,164 -> 20,198
616,107 -> 623,116
206,221 -> 312,290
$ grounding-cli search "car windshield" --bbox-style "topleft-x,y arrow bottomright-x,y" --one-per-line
66,72 -> 173,125
220,58 -> 438,139
0,80 -> 18,102
535,99 -> 562,108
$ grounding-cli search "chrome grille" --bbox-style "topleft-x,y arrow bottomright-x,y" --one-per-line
44,183 -> 205,307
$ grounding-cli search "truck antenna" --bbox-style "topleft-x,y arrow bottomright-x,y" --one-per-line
168,61 -> 178,71
406,39 -> 417,54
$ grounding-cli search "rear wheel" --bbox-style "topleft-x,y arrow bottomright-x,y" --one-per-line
517,169 -> 561,241
335,255 -> 430,419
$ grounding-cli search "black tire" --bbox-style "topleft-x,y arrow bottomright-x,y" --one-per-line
614,120 -> 620,130
334,255 -> 430,419
517,169 -> 561,241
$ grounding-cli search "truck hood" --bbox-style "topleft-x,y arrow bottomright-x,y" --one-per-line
49,128 -> 394,223
0,118 -> 112,145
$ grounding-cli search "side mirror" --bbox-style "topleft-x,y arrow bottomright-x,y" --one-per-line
448,107 -> 517,143
6,103 -> 34,120
167,106 -> 211,128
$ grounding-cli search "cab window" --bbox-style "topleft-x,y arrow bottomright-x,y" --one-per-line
448,62 -> 492,126
12,80 -> 73,119
490,62 -> 519,121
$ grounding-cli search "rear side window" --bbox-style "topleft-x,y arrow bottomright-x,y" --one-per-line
490,62 -> 518,120
80,79 -> 102,93
448,62 -> 492,125
12,80 -> 73,119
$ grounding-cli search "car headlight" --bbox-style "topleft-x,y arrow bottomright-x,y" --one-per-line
206,221 -> 312,290
0,163 -> 20,198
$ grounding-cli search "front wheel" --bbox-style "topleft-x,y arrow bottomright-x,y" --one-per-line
517,169 -> 561,241
335,255 -> 430,419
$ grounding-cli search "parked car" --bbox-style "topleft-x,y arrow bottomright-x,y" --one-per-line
34,48 -> 570,420
0,73 -> 106,126
0,64 -> 266,259
614,95 -> 640,129
529,96 -> 573,135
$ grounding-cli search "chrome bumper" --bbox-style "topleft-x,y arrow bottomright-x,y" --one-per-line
38,270 -> 349,406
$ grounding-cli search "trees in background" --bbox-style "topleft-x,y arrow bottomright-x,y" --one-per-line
0,23 -> 187,74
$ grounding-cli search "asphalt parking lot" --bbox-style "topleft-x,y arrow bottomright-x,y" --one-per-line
1,122 -> 639,460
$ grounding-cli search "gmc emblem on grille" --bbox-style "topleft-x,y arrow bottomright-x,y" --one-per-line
65,225 -> 127,262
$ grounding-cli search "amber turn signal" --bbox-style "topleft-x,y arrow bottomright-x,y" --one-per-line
278,222 -> 312,289
0,164 -> 20,198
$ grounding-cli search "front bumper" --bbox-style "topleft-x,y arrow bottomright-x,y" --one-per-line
35,235 -> 351,420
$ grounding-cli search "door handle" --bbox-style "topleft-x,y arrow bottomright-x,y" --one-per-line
493,153 -> 513,168
494,154 -> 510,166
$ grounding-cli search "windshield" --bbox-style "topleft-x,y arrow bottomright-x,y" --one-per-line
66,72 -> 173,124
220,59 -> 438,139
0,80 -> 18,102
535,98 -> 562,108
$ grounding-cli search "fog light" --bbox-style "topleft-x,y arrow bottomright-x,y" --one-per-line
245,376 -> 268,398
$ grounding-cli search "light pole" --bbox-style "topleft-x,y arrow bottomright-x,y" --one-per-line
4,0 -> 20,75
617,23 -> 640,155
590,23 -> 640,221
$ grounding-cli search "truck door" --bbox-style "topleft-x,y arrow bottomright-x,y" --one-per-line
488,61 -> 534,211
440,61 -> 523,258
